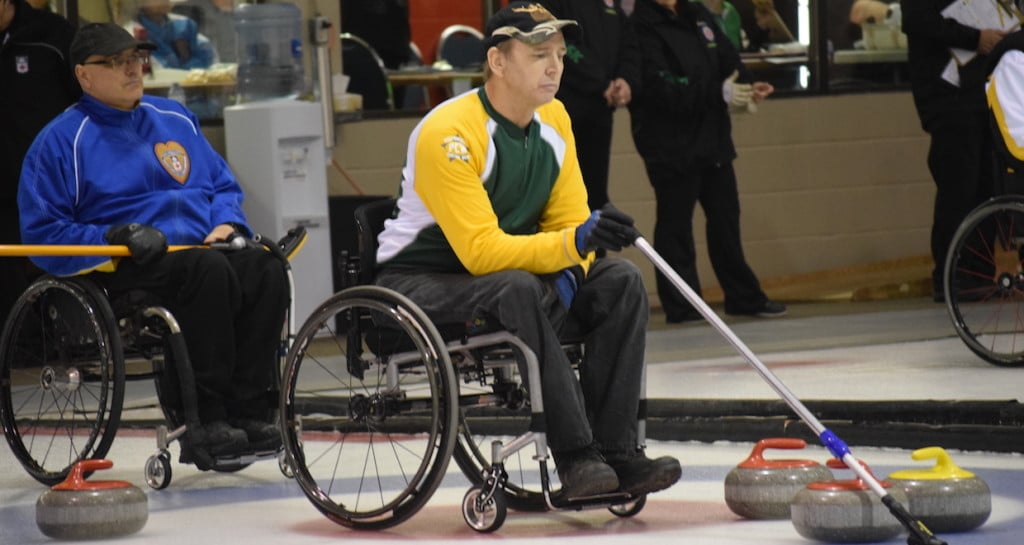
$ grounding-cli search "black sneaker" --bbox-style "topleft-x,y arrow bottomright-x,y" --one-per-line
726,299 -> 787,318
190,421 -> 249,457
228,418 -> 282,452
666,308 -> 703,324
606,452 -> 682,495
554,446 -> 620,498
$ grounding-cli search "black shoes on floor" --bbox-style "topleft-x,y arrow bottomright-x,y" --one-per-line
185,418 -> 281,464
555,446 -> 620,498
668,298 -> 787,324
605,452 -> 683,496
228,418 -> 283,452
725,299 -> 787,318
555,446 -> 682,498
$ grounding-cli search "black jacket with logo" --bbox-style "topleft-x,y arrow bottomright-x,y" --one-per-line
0,0 -> 80,237
539,0 -> 641,108
628,0 -> 748,168
901,0 -> 989,129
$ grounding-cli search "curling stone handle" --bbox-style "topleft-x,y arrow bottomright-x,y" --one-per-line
744,438 -> 807,464
912,447 -> 958,473
52,459 -> 119,491
827,457 -> 881,481
66,459 -> 114,484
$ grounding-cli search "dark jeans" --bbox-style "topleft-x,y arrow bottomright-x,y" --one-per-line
376,257 -> 648,455
644,159 -> 766,320
91,247 -> 289,423
926,111 -> 995,291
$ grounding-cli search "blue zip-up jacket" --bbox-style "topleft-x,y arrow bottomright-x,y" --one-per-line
18,94 -> 249,276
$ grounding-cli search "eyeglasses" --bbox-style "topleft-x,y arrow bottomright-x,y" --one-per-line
82,53 -> 149,70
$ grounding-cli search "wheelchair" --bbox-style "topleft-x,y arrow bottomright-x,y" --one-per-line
942,73 -> 1024,368
279,199 -> 648,533
0,229 -> 307,489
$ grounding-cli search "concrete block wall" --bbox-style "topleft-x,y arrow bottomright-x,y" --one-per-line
319,91 -> 934,305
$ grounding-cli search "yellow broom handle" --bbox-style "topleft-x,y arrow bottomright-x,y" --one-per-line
0,245 -> 196,257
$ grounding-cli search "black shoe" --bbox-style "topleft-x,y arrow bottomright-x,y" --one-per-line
666,308 -> 703,324
228,418 -> 282,452
726,299 -> 787,318
190,421 -> 249,457
606,452 -> 682,495
554,446 -> 620,498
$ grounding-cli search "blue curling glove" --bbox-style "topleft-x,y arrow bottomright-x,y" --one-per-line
575,203 -> 640,255
554,267 -> 581,309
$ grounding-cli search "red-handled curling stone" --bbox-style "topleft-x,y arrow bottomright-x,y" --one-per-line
36,459 -> 148,540
888,446 -> 991,533
790,458 -> 908,543
724,438 -> 833,519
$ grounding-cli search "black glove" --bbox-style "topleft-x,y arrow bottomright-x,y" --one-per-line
574,203 -> 640,254
104,223 -> 168,266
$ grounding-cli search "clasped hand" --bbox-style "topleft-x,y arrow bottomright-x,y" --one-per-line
105,223 -> 167,266
575,203 -> 640,255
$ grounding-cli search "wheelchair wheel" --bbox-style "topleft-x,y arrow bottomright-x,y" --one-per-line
453,408 -> 550,512
945,197 -> 1024,366
0,277 -> 125,485
280,286 -> 459,529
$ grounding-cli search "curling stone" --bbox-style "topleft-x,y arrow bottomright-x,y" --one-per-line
790,458 -> 908,543
36,459 -> 148,540
724,438 -> 833,519
888,446 -> 991,533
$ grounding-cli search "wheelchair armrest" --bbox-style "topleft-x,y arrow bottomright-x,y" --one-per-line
276,226 -> 308,261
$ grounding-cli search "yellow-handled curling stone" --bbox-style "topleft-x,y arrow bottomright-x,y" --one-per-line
791,458 -> 908,543
724,438 -> 834,519
36,459 -> 148,540
887,447 -> 991,533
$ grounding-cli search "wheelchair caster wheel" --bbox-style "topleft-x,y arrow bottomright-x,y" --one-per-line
145,451 -> 172,490
609,494 -> 646,517
462,485 -> 507,533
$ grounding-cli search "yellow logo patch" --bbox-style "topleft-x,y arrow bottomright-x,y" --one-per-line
442,135 -> 470,162
155,141 -> 190,184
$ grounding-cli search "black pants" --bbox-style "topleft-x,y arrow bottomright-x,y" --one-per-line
565,97 -> 615,211
0,203 -> 31,328
92,247 -> 289,423
926,111 -> 995,291
645,159 -> 766,320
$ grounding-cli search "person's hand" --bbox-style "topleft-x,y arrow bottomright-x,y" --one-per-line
611,78 -> 631,107
722,70 -> 753,107
554,267 -> 580,309
978,29 -> 1007,55
105,223 -> 167,266
204,223 -> 237,245
575,203 -> 640,254
752,81 -> 774,102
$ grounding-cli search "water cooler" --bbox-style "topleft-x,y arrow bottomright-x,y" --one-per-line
223,100 -> 332,323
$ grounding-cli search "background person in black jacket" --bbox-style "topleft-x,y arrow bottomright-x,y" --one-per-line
901,1 -> 1005,302
0,0 -> 81,321
539,0 -> 640,212
628,0 -> 784,323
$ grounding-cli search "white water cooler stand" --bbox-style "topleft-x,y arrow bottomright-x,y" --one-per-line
223,100 -> 333,323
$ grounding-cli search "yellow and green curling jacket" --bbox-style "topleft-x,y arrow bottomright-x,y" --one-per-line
377,87 -> 594,277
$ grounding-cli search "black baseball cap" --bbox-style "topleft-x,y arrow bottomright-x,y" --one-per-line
70,22 -> 156,67
484,2 -> 580,50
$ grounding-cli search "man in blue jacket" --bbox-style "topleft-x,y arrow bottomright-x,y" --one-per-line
18,22 -> 287,465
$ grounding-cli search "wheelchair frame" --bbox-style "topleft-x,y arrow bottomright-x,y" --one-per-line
277,199 -> 648,533
943,194 -> 1024,367
0,230 -> 305,489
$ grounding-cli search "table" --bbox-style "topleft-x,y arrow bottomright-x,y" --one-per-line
386,68 -> 484,87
